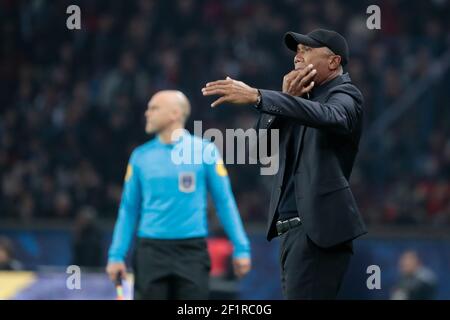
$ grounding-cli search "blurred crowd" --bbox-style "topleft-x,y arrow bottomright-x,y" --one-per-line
1,0 -> 449,226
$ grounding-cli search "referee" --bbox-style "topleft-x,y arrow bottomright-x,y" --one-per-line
106,90 -> 251,300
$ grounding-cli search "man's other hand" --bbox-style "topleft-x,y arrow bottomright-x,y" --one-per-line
283,64 -> 316,96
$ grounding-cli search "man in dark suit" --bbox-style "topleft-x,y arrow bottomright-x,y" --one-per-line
202,29 -> 367,299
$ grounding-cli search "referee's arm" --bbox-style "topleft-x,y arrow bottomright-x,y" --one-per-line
108,152 -> 142,264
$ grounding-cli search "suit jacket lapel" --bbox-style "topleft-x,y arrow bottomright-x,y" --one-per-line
293,125 -> 307,172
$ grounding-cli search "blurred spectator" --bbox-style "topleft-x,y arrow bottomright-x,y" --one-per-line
391,250 -> 437,300
208,237 -> 235,279
72,206 -> 104,268
0,237 -> 23,271
207,235 -> 238,299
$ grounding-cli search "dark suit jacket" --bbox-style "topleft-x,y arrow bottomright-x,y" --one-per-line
254,73 -> 367,248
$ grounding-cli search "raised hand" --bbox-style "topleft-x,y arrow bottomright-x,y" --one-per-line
202,77 -> 259,108
282,64 -> 316,96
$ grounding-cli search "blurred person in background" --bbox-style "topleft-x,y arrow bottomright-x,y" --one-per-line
208,228 -> 239,299
106,90 -> 251,299
72,206 -> 104,268
0,237 -> 23,271
391,250 -> 437,300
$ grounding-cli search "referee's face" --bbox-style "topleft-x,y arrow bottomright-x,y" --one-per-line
145,100 -> 165,133
145,95 -> 173,134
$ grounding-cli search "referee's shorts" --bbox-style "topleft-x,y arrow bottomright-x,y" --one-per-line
133,237 -> 211,300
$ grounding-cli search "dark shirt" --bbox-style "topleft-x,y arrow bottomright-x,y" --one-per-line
277,122 -> 301,220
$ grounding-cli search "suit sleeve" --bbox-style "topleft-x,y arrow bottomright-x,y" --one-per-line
204,143 -> 251,259
108,151 -> 142,263
258,89 -> 362,135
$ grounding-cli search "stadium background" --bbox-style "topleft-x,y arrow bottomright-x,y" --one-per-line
0,0 -> 449,299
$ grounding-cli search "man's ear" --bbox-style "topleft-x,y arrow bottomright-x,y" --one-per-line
172,107 -> 183,122
329,55 -> 341,71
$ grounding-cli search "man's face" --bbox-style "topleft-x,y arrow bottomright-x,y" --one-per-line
294,44 -> 340,84
144,95 -> 176,134
399,252 -> 420,276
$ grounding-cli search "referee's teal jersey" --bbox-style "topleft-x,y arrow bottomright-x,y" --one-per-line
108,130 -> 250,262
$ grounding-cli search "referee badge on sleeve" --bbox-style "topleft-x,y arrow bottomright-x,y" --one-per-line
215,159 -> 228,177
124,164 -> 133,182
179,172 -> 196,193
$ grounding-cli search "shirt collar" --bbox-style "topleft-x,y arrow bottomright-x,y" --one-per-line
156,129 -> 190,147
310,72 -> 351,98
